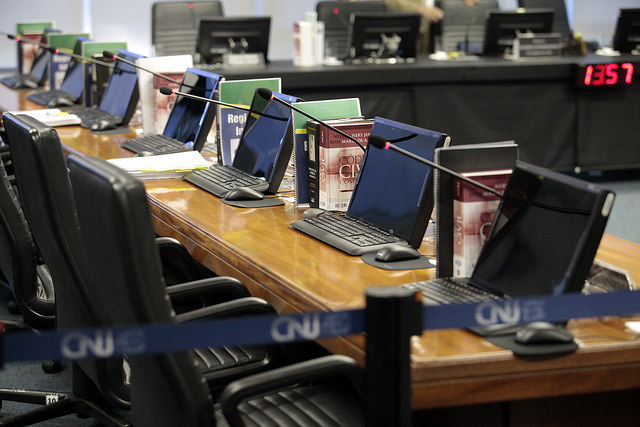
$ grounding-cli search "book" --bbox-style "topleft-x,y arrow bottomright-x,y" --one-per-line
307,118 -> 373,210
216,78 -> 281,165
80,41 -> 127,107
452,169 -> 511,278
289,98 -> 362,206
434,142 -> 518,278
47,33 -> 90,90
135,55 -> 192,135
16,22 -> 54,74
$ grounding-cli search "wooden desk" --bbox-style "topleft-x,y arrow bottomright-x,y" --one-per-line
3,89 -> 640,423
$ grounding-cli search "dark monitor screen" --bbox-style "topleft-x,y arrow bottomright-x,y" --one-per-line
472,161 -> 613,297
98,49 -> 143,121
232,90 -> 297,193
28,49 -> 49,84
316,1 -> 387,58
59,58 -> 84,99
196,16 -> 270,64
347,117 -> 449,248
612,8 -> 640,53
347,13 -> 421,60
482,9 -> 554,55
162,67 -> 220,151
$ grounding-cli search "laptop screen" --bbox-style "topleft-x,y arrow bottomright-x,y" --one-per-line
99,50 -> 143,119
471,161 -> 614,297
59,58 -> 84,99
232,91 -> 297,186
162,68 -> 220,148
347,116 -> 449,247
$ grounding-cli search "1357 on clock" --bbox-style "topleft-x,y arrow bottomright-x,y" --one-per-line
577,62 -> 635,87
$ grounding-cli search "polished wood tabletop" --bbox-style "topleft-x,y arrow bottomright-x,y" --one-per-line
3,84 -> 640,411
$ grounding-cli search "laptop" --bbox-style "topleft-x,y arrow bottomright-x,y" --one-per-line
402,160 -> 616,305
121,68 -> 221,155
291,116 -> 451,256
1,48 -> 49,90
71,49 -> 143,128
183,89 -> 297,197
27,56 -> 84,107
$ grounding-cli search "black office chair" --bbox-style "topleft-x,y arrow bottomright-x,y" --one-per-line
152,1 -> 224,56
0,113 -> 280,425
67,154 -> 365,426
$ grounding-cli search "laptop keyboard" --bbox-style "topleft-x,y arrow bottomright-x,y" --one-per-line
186,165 -> 269,196
73,108 -> 120,126
303,214 -> 402,247
122,134 -> 190,154
402,278 -> 501,305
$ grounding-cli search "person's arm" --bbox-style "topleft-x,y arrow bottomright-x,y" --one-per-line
385,0 -> 444,22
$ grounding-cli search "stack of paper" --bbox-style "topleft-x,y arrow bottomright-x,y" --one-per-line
107,151 -> 211,180
9,109 -> 82,127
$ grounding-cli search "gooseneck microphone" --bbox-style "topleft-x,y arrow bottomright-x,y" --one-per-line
104,50 -> 183,86
256,87 -> 367,152
158,86 -> 287,121
368,134 -> 503,197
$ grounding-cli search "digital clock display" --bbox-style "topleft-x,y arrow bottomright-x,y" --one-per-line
577,62 -> 635,87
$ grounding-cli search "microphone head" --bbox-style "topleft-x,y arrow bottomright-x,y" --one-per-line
7,34 -> 16,40
159,86 -> 174,96
368,134 -> 388,150
103,50 -> 116,59
256,87 -> 274,100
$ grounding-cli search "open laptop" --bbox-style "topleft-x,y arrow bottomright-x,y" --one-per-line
183,89 -> 297,197
402,160 -> 616,305
121,68 -> 221,155
27,56 -> 84,107
71,49 -> 143,128
1,48 -> 49,90
291,116 -> 451,256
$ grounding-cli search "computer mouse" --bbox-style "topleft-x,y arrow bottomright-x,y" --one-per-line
134,151 -> 155,157
223,187 -> 264,201
515,322 -> 574,345
302,208 -> 326,219
90,119 -> 117,132
47,96 -> 75,108
374,244 -> 421,262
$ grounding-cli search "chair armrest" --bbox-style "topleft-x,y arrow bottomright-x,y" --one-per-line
166,276 -> 251,303
155,236 -> 213,284
174,296 -> 276,322
219,354 -> 364,424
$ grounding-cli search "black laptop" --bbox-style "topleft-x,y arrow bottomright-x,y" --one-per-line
71,49 -> 143,128
291,116 -> 451,256
121,67 -> 221,155
183,89 -> 297,197
402,160 -> 616,304
27,56 -> 84,107
1,48 -> 49,90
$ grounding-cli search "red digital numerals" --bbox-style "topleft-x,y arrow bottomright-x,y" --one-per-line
583,62 -> 634,86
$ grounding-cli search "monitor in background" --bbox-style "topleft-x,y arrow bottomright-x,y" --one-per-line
482,9 -> 554,56
97,49 -> 144,125
57,58 -> 84,100
316,1 -> 387,59
612,8 -> 640,53
347,13 -> 421,63
196,16 -> 270,65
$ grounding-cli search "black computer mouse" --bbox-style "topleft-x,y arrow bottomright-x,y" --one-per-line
47,96 -> 75,108
134,151 -> 155,157
515,322 -> 574,345
223,187 -> 264,201
302,208 -> 326,219
90,119 -> 117,132
374,244 -> 421,262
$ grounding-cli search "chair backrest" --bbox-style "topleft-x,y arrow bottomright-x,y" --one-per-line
0,154 -> 54,328
68,155 -> 214,426
438,0 -> 499,53
152,1 -> 224,56
2,113 -> 130,409
518,0 -> 571,40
